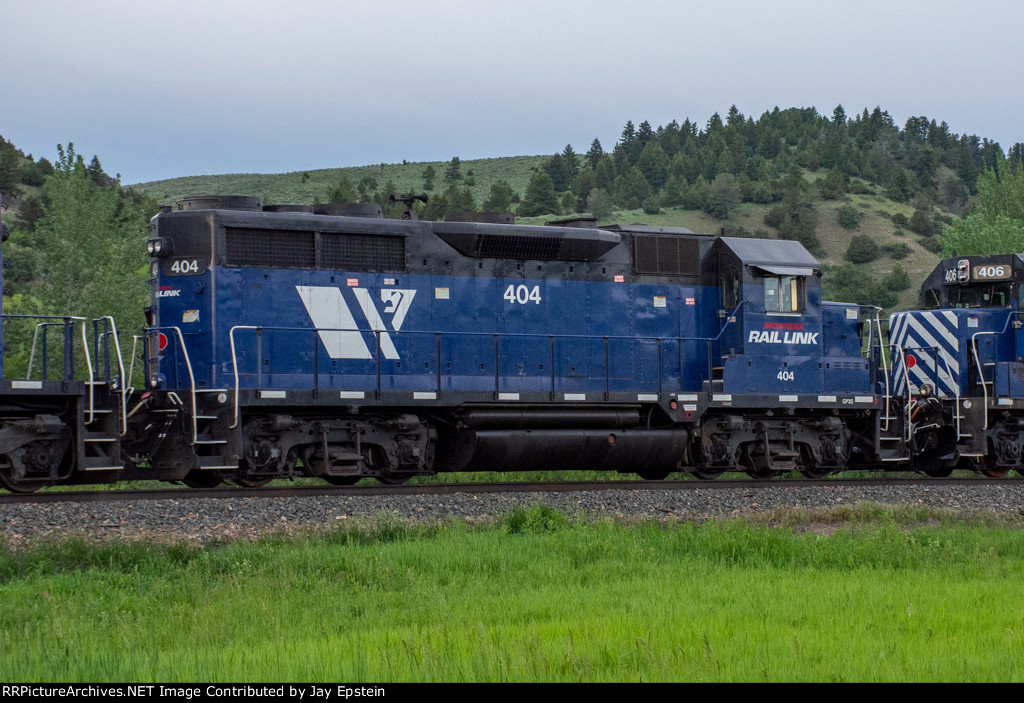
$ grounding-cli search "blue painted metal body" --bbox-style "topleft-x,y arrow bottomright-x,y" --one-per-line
155,266 -> 724,397
889,308 -> 1019,399
150,221 -> 873,404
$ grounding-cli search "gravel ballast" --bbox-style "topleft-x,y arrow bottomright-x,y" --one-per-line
3,483 -> 1024,547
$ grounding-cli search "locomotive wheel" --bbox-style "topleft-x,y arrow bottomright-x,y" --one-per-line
922,463 -> 954,478
235,477 -> 273,488
324,476 -> 360,486
691,469 -> 724,480
981,467 -> 1011,478
740,448 -> 778,480
799,468 -> 833,479
0,461 -> 45,493
637,470 -> 671,481
377,475 -> 411,485
182,470 -> 223,489
0,443 -> 65,494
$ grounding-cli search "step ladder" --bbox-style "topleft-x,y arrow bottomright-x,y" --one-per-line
192,389 -> 238,470
82,380 -> 123,472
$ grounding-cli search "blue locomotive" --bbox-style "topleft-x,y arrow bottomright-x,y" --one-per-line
889,254 -> 1024,477
121,195 -> 896,487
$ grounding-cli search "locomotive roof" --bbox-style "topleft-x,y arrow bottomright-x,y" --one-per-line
717,237 -> 820,275
600,224 -> 701,236
920,253 -> 1024,299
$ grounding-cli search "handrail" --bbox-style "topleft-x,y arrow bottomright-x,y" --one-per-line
127,335 -> 141,391
887,345 -> 913,440
868,306 -> 893,434
936,347 -> 961,438
147,326 -> 199,443
872,307 -> 890,408
226,317 -> 749,430
970,331 -> 999,430
96,316 -> 128,436
229,325 -> 259,429
11,315 -> 98,424
18,314 -> 88,381
81,321 -> 95,425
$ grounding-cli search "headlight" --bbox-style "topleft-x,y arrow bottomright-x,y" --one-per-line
146,238 -> 171,256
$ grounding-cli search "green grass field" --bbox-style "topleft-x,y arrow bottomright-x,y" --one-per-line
2,506 -> 1023,682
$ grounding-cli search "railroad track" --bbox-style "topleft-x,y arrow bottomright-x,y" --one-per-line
2,476 -> 1021,505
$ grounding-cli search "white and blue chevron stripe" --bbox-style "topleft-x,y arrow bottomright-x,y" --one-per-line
888,310 -> 961,398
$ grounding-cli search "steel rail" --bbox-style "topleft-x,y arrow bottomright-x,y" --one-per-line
3,476 -> 1021,505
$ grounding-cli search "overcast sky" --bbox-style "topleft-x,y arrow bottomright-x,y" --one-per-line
5,0 -> 1022,185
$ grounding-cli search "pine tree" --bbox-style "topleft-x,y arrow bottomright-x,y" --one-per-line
619,121 -> 636,150
421,165 -> 436,191
832,104 -> 847,127
585,139 -> 604,171
517,172 -> 560,217
327,177 -> 359,203
707,173 -> 739,219
636,142 -> 669,191
0,145 -> 22,196
443,157 -> 462,186
482,180 -> 514,212
594,154 -> 617,192
561,144 -> 579,183
544,154 -> 569,192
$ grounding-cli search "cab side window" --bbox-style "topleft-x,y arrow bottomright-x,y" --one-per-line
764,275 -> 804,313
721,265 -> 740,309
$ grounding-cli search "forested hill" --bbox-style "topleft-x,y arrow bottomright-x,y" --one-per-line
3,104 -> 1024,328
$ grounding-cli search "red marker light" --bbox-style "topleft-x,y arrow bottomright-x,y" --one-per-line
906,354 -> 917,369
158,333 -> 168,351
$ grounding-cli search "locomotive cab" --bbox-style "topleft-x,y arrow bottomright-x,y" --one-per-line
709,237 -> 869,396
691,237 -> 878,478
894,254 -> 1024,474
895,254 -> 1024,401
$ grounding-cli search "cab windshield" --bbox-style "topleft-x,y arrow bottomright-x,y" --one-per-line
949,283 -> 1013,308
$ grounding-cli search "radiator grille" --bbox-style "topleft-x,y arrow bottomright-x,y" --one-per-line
634,236 -> 700,276
321,233 -> 406,272
476,235 -> 561,260
225,228 -> 315,268
224,228 -> 407,272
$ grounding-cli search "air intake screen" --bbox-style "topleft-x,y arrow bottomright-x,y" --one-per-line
476,235 -> 561,260
225,228 -> 315,268
321,233 -> 406,272
634,236 -> 701,276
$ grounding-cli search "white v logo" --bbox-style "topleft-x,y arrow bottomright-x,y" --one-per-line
296,285 -> 416,360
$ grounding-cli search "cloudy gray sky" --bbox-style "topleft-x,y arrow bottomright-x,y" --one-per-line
6,0 -> 1022,184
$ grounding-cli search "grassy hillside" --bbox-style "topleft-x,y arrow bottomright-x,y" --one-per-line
134,156 -> 945,309
132,155 -> 549,209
